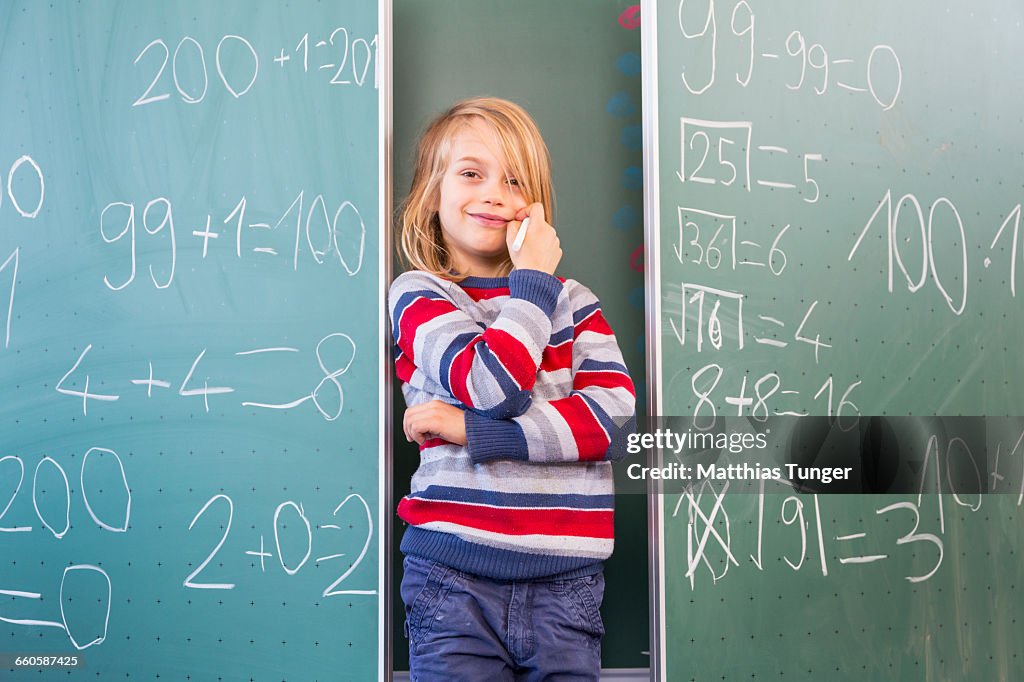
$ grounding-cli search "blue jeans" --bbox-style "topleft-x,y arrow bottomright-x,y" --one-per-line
401,554 -> 605,681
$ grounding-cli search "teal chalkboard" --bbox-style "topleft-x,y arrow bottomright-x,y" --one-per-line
645,0 -> 1024,679
1,2 -> 383,679
391,0 -> 648,672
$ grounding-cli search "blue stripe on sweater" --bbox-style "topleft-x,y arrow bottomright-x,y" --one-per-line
578,391 -> 616,447
572,301 -> 601,324
578,359 -> 628,373
605,413 -> 637,463
438,331 -> 478,396
549,325 -> 574,345
411,485 -> 615,510
459,275 -> 512,288
476,338 -> 523,396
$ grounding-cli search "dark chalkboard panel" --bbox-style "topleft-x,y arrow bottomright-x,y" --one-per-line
391,0 -> 649,672
645,0 -> 1024,679
1,2 -> 384,679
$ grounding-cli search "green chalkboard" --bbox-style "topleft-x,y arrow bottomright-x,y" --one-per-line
646,0 -> 1024,679
391,0 -> 649,672
1,2 -> 383,679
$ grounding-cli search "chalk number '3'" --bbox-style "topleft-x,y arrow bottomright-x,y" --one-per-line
875,501 -> 943,583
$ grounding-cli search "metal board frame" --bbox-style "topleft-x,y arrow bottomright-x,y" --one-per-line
379,0 -> 394,679
641,1 -> 665,679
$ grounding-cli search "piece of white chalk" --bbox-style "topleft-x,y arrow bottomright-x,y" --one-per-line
511,217 -> 530,252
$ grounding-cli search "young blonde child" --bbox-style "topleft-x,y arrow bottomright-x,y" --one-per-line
390,97 -> 637,681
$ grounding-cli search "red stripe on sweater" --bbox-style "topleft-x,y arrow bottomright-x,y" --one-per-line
395,354 -> 417,383
398,497 -> 614,539
550,394 -> 610,462
574,370 -> 635,394
540,341 -> 573,373
573,309 -> 613,339
484,328 -> 537,389
399,296 -> 459,358
448,337 -> 484,407
420,438 -> 454,451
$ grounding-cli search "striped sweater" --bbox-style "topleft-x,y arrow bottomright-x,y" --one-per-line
389,268 -> 637,581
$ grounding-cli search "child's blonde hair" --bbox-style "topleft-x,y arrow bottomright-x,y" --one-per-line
398,97 -> 555,280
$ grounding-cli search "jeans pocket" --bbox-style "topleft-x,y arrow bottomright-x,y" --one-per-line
400,556 -> 457,646
549,574 -> 606,639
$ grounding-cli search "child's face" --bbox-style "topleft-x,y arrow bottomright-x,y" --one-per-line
436,119 -> 528,277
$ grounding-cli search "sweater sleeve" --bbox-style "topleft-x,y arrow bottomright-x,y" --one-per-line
464,281 -> 637,464
389,269 -> 562,419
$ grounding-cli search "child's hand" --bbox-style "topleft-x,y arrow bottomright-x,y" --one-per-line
403,400 -> 468,445
507,203 -> 562,275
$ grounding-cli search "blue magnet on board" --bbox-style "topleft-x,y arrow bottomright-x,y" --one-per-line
606,91 -> 636,118
629,286 -> 645,310
613,205 -> 640,231
622,166 -> 643,191
621,125 -> 643,150
617,53 -> 642,77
